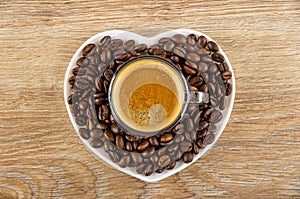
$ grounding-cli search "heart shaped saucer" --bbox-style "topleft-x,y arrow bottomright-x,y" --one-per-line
64,29 -> 235,182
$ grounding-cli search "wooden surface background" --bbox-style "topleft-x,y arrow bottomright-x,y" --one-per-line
0,0 -> 299,198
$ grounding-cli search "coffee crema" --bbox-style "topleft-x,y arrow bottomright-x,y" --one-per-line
110,57 -> 186,133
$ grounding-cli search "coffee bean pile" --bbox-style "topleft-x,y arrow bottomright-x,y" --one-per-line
67,33 -> 232,176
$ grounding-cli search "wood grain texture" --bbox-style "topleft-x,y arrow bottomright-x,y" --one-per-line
0,0 -> 299,198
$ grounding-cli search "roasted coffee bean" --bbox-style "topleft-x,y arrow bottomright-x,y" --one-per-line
116,135 -> 124,149
124,39 -> 135,51
144,164 -> 153,176
95,77 -> 103,92
166,161 -> 176,170
160,133 -> 174,143
125,134 -> 139,142
136,164 -> 146,174
104,140 -> 114,152
175,134 -> 185,143
72,67 -> 80,76
123,141 -> 132,152
163,40 -> 175,52
197,48 -> 210,56
103,79 -> 109,93
149,153 -> 159,164
186,52 -> 200,63
219,95 -> 226,110
180,141 -> 193,153
99,36 -> 111,47
142,146 -> 155,158
137,140 -> 149,151
222,62 -> 229,71
149,136 -> 160,147
192,143 -> 199,155
203,133 -> 215,145
198,120 -> 209,131
212,52 -> 224,62
113,49 -> 125,59
68,94 -> 74,105
152,49 -> 167,57
155,167 -> 165,173
100,48 -> 112,63
172,34 -> 187,44
87,53 -> 100,65
202,107 -> 213,120
74,77 -> 90,90
185,60 -> 197,70
118,155 -> 130,168
158,155 -> 171,168
72,104 -> 79,116
191,86 -> 198,92
192,110 -> 202,126
221,70 -> 232,80
77,57 -> 90,67
183,118 -> 194,132
201,56 -> 214,64
110,123 -> 120,134
82,43 -> 95,56
197,35 -> 207,48
108,151 -> 120,162
75,115 -> 86,126
134,43 -> 147,52
209,63 -> 220,74
79,128 -> 90,140
158,37 -> 171,44
225,83 -> 232,96
168,143 -> 179,153
85,65 -> 99,77
190,131 -> 197,142
68,76 -> 75,86
182,152 -> 193,163
110,39 -> 123,51
104,129 -> 115,142
198,62 -> 209,72
196,137 -> 205,149
170,55 -> 180,64
78,100 -> 88,110
150,44 -> 161,50
207,41 -> 219,52
173,123 -> 184,134
199,84 -> 208,93
90,139 -> 103,148
71,94 -> 80,105
119,52 -> 133,61
183,64 -> 197,75
208,82 -> 216,94
208,124 -> 217,133
94,98 -> 105,106
98,121 -> 108,130
174,46 -> 186,58
90,129 -> 103,139
209,110 -> 223,124
130,152 -> 142,165
101,105 -> 109,120
187,34 -> 197,46
189,76 -> 203,87
157,147 -> 167,157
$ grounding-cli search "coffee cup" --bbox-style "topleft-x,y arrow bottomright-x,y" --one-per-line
109,55 -> 209,137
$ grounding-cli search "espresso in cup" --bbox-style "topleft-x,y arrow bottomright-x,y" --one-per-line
109,56 -> 188,136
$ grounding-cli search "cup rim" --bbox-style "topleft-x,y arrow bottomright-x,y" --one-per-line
108,55 -> 190,137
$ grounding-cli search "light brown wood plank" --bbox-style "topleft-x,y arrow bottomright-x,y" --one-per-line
0,0 -> 299,198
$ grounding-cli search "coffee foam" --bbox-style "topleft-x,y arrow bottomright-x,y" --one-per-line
111,58 -> 185,133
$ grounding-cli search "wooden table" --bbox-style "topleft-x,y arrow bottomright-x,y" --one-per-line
1,0 -> 299,198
